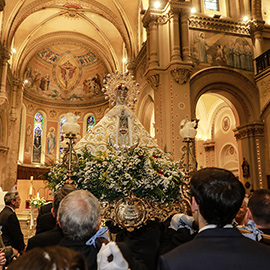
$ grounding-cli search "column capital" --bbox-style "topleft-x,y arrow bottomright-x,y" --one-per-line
249,19 -> 265,34
0,45 -> 10,61
142,10 -> 159,28
13,78 -> 22,87
234,122 -> 264,140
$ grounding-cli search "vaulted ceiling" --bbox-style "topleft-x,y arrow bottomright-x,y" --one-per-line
4,0 -> 148,105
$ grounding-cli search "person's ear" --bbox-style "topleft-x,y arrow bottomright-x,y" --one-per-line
51,207 -> 55,218
56,215 -> 61,227
96,216 -> 102,230
245,208 -> 253,224
192,196 -> 199,212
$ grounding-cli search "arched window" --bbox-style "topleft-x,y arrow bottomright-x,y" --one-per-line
32,112 -> 43,163
204,0 -> 219,11
87,115 -> 96,133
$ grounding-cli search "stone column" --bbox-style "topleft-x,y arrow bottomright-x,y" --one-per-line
0,49 -> 10,105
148,20 -> 159,68
180,9 -> 190,62
234,122 -> 266,189
170,10 -> 181,62
10,79 -> 21,121
249,20 -> 265,58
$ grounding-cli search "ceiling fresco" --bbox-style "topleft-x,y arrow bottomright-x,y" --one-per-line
23,41 -> 107,104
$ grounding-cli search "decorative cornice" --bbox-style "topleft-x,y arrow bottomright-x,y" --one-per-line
170,0 -> 192,11
203,141 -> 215,152
147,74 -> 159,90
189,15 -> 250,36
234,122 -> 264,140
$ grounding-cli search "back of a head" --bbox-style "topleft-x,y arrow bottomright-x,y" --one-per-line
8,246 -> 86,270
248,189 -> 270,226
53,184 -> 77,215
190,167 -> 245,227
4,191 -> 18,205
58,189 -> 100,241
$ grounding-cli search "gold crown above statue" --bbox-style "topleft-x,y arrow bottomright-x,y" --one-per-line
102,71 -> 140,109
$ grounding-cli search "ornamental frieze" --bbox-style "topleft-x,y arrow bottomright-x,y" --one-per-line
189,15 -> 250,36
234,124 -> 264,140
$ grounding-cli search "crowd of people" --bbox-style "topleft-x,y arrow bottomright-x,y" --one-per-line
0,167 -> 269,269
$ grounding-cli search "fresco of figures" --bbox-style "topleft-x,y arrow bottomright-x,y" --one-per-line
23,43 -> 107,103
190,30 -> 253,71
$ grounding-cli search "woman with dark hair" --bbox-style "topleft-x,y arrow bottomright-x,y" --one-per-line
8,246 -> 86,270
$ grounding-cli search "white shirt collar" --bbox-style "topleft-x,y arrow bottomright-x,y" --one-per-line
199,224 -> 233,233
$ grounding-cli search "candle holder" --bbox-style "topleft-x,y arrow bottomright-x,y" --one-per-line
179,119 -> 199,212
62,133 -> 78,184
61,113 -> 81,184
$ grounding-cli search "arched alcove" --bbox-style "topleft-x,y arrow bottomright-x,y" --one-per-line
190,67 -> 260,125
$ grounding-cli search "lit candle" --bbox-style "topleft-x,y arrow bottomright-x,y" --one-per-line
29,176 -> 33,196
37,192 -> 40,199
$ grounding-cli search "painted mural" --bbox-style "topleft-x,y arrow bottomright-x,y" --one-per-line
190,30 -> 253,71
23,43 -> 107,103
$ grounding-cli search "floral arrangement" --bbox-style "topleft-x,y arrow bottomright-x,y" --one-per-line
45,146 -> 184,203
30,196 -> 46,209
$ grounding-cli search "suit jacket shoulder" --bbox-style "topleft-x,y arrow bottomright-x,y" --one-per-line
27,226 -> 63,251
158,228 -> 270,270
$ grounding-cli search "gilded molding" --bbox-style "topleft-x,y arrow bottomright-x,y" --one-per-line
189,15 -> 250,36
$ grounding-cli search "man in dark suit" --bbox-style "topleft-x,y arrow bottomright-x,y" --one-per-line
0,191 -> 25,255
35,201 -> 55,234
158,168 -> 270,270
247,189 -> 270,235
58,190 -> 146,270
26,184 -> 76,250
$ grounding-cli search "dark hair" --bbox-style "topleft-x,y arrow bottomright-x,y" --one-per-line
4,191 -> 19,205
53,184 -> 76,215
248,189 -> 270,226
190,167 -> 245,227
8,246 -> 86,270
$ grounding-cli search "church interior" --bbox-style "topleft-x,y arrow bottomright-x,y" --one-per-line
0,0 -> 270,236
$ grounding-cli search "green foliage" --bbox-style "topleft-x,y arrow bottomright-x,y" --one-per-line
45,146 -> 184,203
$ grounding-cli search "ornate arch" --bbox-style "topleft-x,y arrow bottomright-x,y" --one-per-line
190,67 -> 260,126
16,32 -> 115,79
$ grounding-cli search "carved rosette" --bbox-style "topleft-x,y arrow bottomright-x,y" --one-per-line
171,68 -> 191,84
101,193 -> 191,232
